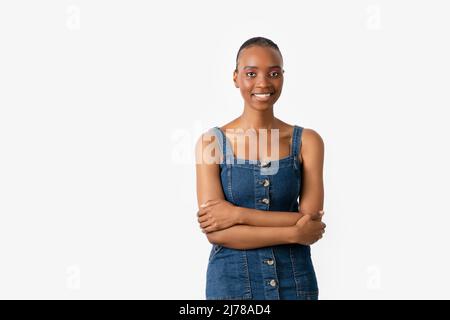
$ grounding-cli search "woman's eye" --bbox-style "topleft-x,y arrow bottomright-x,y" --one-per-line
246,72 -> 256,77
270,71 -> 280,77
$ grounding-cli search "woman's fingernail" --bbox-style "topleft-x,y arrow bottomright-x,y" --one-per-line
200,203 -> 207,208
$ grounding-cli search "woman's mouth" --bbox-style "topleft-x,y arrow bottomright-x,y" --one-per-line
252,92 -> 273,102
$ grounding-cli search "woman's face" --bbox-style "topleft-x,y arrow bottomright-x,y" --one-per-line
233,45 -> 284,110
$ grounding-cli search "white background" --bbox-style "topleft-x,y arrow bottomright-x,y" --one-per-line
0,0 -> 449,299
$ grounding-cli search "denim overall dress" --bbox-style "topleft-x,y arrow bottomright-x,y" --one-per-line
205,125 -> 319,300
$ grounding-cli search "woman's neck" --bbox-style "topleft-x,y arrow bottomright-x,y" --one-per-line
238,105 -> 277,130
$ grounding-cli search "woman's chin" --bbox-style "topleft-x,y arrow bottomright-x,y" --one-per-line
247,101 -> 274,111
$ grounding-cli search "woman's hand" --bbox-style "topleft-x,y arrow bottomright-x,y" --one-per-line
290,210 -> 326,245
197,199 -> 240,233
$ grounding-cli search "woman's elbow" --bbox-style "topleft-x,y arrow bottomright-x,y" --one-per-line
206,231 -> 223,245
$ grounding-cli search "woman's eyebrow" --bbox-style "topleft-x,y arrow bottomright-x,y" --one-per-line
243,65 -> 282,69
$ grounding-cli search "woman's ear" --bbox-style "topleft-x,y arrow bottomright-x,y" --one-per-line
233,69 -> 239,88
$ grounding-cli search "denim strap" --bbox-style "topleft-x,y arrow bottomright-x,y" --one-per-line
210,127 -> 234,164
291,125 -> 304,159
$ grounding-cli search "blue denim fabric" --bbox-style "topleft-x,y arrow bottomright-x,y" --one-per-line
205,125 -> 319,300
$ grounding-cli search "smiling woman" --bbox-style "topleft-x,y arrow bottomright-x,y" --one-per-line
195,37 -> 325,300
232,39 -> 284,109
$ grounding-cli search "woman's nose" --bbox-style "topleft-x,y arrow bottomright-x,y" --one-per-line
256,74 -> 270,87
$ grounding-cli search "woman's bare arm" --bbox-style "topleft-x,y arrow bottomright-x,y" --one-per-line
198,198 -> 305,230
236,207 -> 303,227
298,128 -> 325,215
206,225 -> 296,250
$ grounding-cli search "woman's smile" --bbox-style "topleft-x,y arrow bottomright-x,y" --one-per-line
252,92 -> 274,102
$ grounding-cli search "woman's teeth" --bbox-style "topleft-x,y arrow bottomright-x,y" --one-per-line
252,93 -> 273,101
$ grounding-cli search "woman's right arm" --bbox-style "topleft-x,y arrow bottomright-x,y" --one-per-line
204,225 -> 296,250
195,132 -> 317,250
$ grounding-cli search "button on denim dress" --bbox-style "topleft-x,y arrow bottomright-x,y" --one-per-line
205,125 -> 319,300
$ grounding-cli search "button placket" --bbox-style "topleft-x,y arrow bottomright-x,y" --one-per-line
259,177 -> 270,206
260,160 -> 271,168
255,169 -> 270,210
257,248 -> 279,299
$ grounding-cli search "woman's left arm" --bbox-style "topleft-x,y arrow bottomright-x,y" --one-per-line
298,128 -> 325,216
198,201 -> 305,231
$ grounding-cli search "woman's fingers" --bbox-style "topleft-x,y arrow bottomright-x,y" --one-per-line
197,207 -> 210,217
198,199 -> 223,217
200,220 -> 213,229
198,215 -> 209,223
203,223 -> 218,233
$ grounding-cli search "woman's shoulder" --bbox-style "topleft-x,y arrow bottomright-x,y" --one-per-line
299,127 -> 325,165
277,119 -> 324,164
301,127 -> 324,146
195,128 -> 223,166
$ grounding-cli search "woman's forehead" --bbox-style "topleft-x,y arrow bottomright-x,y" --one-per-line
238,46 -> 283,68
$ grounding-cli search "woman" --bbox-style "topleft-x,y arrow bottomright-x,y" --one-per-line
195,37 -> 326,300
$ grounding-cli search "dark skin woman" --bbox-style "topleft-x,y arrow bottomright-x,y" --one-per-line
195,42 -> 325,250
